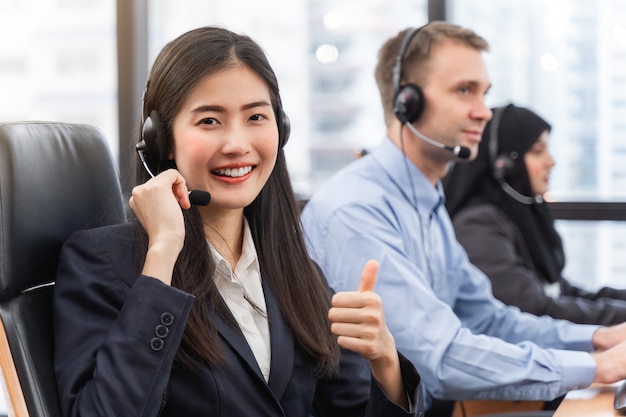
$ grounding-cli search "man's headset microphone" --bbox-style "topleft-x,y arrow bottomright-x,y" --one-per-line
134,89 -> 291,207
392,25 -> 471,161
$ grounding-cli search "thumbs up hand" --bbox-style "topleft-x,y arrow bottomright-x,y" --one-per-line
328,259 -> 396,361
329,260 -> 407,407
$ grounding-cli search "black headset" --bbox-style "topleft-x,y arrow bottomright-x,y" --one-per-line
392,26 -> 427,124
489,105 -> 514,181
488,105 -> 543,205
136,91 -> 291,178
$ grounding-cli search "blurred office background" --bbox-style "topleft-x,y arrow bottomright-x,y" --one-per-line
1,0 -> 626,308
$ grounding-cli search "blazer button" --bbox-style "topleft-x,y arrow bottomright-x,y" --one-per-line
150,337 -> 164,351
161,312 -> 174,326
155,324 -> 169,338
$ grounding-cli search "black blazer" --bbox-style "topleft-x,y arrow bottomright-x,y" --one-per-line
53,222 -> 423,417
453,203 -> 626,325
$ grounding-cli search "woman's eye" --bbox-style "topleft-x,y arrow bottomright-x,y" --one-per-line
249,114 -> 265,122
200,118 -> 217,125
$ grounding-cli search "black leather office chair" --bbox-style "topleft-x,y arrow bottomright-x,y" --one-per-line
0,121 -> 126,417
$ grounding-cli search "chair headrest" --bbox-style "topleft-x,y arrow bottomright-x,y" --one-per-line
0,122 -> 126,300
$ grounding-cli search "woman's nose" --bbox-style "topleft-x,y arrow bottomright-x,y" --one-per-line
222,124 -> 251,154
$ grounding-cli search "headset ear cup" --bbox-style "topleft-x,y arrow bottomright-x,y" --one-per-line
141,110 -> 169,174
278,109 -> 290,149
493,153 -> 541,205
393,83 -> 425,124
493,155 -> 514,180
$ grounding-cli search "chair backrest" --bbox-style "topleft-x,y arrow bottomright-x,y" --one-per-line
0,121 -> 127,417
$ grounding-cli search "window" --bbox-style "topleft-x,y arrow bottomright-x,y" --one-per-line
448,0 -> 626,201
147,0 -> 428,196
448,0 -> 626,291
2,0 -> 625,304
0,0 -> 118,157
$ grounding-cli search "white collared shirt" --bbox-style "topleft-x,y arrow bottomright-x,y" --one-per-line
209,219 -> 271,382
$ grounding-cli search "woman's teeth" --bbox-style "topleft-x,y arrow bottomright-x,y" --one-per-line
213,166 -> 253,177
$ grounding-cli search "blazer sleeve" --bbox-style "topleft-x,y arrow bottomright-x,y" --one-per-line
312,348 -> 423,417
53,226 -> 195,417
367,353 -> 423,416
453,204 -> 626,326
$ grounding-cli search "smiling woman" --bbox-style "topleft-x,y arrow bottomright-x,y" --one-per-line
51,26 -> 423,417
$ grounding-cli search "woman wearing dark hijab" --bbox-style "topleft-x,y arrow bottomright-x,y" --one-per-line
443,103 -> 626,325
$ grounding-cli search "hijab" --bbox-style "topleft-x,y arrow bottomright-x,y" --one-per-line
443,103 -> 564,283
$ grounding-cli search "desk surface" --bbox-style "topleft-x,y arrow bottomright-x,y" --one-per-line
554,383 -> 622,417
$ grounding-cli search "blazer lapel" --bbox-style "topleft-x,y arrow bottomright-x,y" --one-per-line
212,279 -> 296,401
214,305 -> 266,382
263,280 -> 295,400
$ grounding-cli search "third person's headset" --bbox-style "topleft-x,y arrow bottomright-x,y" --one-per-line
489,105 -> 543,205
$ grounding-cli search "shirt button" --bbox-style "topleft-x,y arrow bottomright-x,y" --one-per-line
161,312 -> 174,326
155,324 -> 169,338
241,316 -> 250,324
150,337 -> 164,351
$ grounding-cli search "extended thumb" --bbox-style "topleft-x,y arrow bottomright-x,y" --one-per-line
358,259 -> 379,292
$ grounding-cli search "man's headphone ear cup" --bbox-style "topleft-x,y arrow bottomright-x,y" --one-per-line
393,83 -> 425,124
278,109 -> 290,149
141,110 -> 169,174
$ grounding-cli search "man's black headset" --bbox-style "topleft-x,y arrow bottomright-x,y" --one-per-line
392,26 -> 426,124
489,105 -> 543,205
391,24 -> 471,160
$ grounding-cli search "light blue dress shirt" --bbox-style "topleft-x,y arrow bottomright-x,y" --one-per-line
301,137 -> 597,409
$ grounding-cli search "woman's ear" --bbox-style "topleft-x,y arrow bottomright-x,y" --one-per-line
166,145 -> 177,170
167,143 -> 175,161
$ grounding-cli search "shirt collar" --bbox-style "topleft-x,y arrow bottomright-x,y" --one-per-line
373,137 -> 445,215
208,217 -> 259,283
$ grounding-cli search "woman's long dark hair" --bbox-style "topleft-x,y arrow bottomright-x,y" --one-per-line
136,27 -> 339,373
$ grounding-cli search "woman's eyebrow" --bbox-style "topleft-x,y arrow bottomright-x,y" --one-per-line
191,104 -> 224,113
190,101 -> 271,113
241,101 -> 272,111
